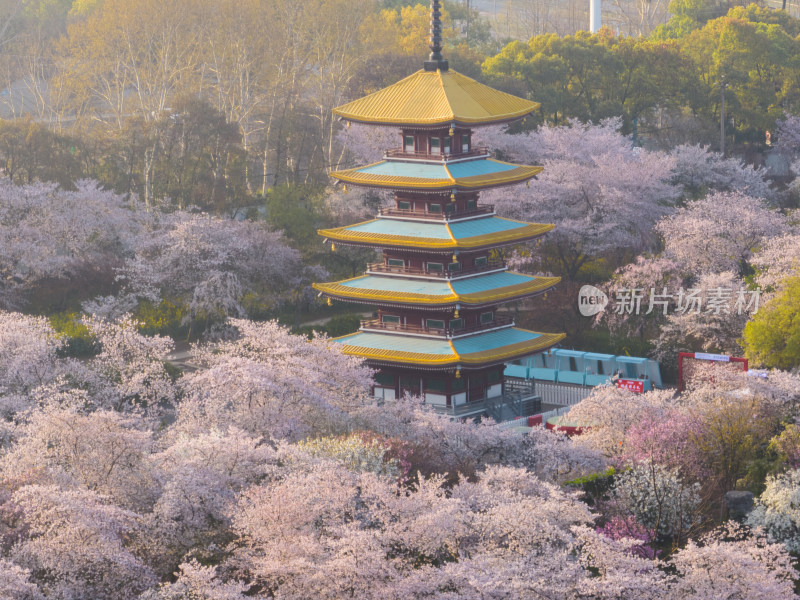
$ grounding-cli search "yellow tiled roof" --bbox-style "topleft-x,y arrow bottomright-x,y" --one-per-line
333,69 -> 539,127
330,163 -> 543,191
318,221 -> 554,250
336,331 -> 566,366
313,274 -> 560,306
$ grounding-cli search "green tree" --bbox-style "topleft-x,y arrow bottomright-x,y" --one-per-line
0,118 -> 83,188
742,277 -> 800,370
679,8 -> 800,143
653,0 -> 751,39
482,31 -> 698,132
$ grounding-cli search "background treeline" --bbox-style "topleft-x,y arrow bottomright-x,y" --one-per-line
0,0 -> 493,213
1,1 -> 799,213
487,2 -> 800,148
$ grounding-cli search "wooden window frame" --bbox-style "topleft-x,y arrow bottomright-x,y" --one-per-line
427,262 -> 444,272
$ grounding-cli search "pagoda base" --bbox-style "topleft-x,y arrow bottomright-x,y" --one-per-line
375,376 -> 540,423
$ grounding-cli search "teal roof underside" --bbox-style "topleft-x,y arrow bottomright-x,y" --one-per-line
339,216 -> 532,240
360,161 -> 449,178
447,159 -> 517,178
452,328 -> 541,354
451,271 -> 536,294
355,158 -> 519,180
345,219 -> 452,239
336,332 -> 454,355
334,327 -> 543,358
338,271 -> 540,296
340,274 -> 451,295
448,217 -> 527,239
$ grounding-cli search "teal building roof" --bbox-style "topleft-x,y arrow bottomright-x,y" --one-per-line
331,157 -> 543,191
319,215 -> 554,251
333,327 -> 565,367
313,271 -> 560,307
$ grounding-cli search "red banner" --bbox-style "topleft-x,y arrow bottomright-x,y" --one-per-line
616,378 -> 644,393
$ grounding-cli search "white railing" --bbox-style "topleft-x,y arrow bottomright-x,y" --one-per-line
494,405 -> 572,431
535,382 -> 593,407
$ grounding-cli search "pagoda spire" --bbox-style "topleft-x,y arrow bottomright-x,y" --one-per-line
423,0 -> 449,72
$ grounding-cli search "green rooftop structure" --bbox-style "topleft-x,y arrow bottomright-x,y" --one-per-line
313,1 -> 564,419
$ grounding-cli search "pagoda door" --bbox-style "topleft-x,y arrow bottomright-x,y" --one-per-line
467,373 -> 486,403
399,374 -> 421,398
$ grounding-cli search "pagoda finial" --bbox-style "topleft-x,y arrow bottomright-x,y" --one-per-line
423,0 -> 449,72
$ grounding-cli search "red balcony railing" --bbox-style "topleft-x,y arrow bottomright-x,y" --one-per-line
377,204 -> 494,221
360,314 -> 514,337
366,259 -> 505,279
384,146 -> 490,161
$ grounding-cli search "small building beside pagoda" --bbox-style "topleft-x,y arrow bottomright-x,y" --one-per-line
313,1 -> 564,420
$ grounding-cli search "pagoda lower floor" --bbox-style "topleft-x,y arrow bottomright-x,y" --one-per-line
332,325 -> 565,418
370,364 -> 542,420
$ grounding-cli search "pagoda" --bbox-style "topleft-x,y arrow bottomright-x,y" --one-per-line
314,0 -> 565,418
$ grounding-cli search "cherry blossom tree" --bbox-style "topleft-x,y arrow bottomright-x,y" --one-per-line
139,560 -> 247,600
478,118 -> 680,278
683,364 -> 800,412
653,271 -> 756,359
775,113 -> 800,157
0,180 -> 157,309
668,522 -> 799,600
0,560 -> 45,600
336,122 -> 398,165
596,516 -> 658,559
1,407 -> 156,511
297,433 -> 401,479
669,144 -> 772,201
601,255 -> 685,341
227,461 -> 598,599
572,524 -> 666,599
747,468 -> 800,553
146,427 -> 275,568
0,312 -> 63,422
0,311 -> 181,428
656,191 -> 788,276
82,316 -> 177,416
610,461 -> 702,541
518,425 -> 608,483
10,485 -> 156,600
566,385 -> 676,460
175,319 -> 374,441
118,213 -> 311,323
622,408 -> 708,481
751,232 -> 800,292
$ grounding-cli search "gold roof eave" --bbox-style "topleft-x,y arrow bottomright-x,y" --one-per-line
312,275 -> 560,307
335,331 -> 566,367
330,165 -> 543,191
318,222 -> 554,251
333,69 -> 539,127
